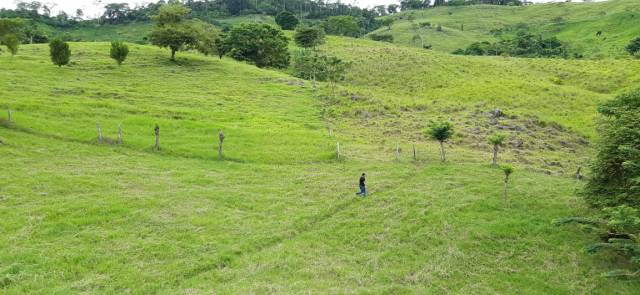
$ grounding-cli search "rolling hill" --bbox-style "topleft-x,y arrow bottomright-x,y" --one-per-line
370,0 -> 640,58
2,1 -> 640,293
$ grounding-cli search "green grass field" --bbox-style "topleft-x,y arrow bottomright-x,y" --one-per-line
1,39 -> 639,294
371,0 -> 640,58
2,1 -> 640,292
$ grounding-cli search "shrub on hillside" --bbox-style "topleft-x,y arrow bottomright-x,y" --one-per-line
49,39 -> 70,67
275,11 -> 299,30
454,32 -> 570,58
585,90 -> 640,208
294,26 -> 325,49
225,23 -> 290,68
290,50 -> 348,82
627,37 -> 640,57
368,34 -> 393,43
1,34 -> 19,55
322,16 -> 360,38
191,21 -> 223,57
110,41 -> 129,65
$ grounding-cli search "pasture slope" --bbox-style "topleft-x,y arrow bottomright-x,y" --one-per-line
2,15 -> 640,295
371,0 -> 640,58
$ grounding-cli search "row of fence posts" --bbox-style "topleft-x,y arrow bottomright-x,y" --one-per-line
94,122 -> 225,159
1,109 -> 586,178
335,140 -> 418,162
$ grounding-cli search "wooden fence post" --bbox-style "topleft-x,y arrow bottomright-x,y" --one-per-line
575,166 -> 582,181
336,142 -> 341,159
154,124 -> 160,150
218,130 -> 225,159
7,109 -> 12,123
413,144 -> 417,161
96,122 -> 103,143
117,125 -> 123,145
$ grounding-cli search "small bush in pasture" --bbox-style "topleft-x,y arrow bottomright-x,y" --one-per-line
369,34 -> 393,43
1,34 -> 19,55
294,26 -> 325,49
49,39 -> 70,67
627,37 -> 640,57
110,41 -> 129,65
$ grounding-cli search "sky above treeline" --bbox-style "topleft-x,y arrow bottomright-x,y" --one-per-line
0,0 -> 604,19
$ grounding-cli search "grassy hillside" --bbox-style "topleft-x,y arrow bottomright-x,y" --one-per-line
1,39 -> 640,293
371,0 -> 640,58
318,36 -> 640,175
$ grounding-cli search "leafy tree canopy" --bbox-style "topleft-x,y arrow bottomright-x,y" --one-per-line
225,23 -> 290,68
275,11 -> 299,30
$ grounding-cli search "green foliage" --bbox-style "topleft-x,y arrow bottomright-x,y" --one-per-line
290,49 -> 348,82
294,26 -> 325,49
502,165 -> 514,178
0,18 -> 24,38
426,121 -> 454,143
627,37 -> 640,57
323,16 -> 360,38
381,18 -> 394,30
150,4 -> 198,60
456,32 -> 570,58
109,41 -> 129,65
369,34 -> 394,43
191,21 -> 223,57
225,23 -> 290,68
48,38 -> 70,67
603,205 -> 640,233
275,11 -> 299,30
488,132 -> 507,146
1,34 -> 19,55
489,132 -> 508,165
152,4 -> 191,26
585,90 -> 640,208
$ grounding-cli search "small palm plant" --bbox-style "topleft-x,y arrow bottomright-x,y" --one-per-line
501,165 -> 514,204
426,121 -> 454,162
488,132 -> 507,166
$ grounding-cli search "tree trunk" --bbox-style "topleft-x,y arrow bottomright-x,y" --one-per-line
503,177 -> 509,204
117,125 -> 123,145
171,49 -> 176,61
413,144 -> 417,161
439,141 -> 446,162
96,123 -> 102,144
492,145 -> 498,166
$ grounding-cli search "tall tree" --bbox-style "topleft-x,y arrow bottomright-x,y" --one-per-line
150,4 -> 198,60
225,23 -> 290,68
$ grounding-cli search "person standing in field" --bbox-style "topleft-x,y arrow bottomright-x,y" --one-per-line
356,173 -> 367,197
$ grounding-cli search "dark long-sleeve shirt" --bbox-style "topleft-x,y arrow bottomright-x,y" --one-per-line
359,176 -> 366,187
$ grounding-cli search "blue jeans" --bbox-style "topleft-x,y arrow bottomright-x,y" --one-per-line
357,185 -> 367,196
